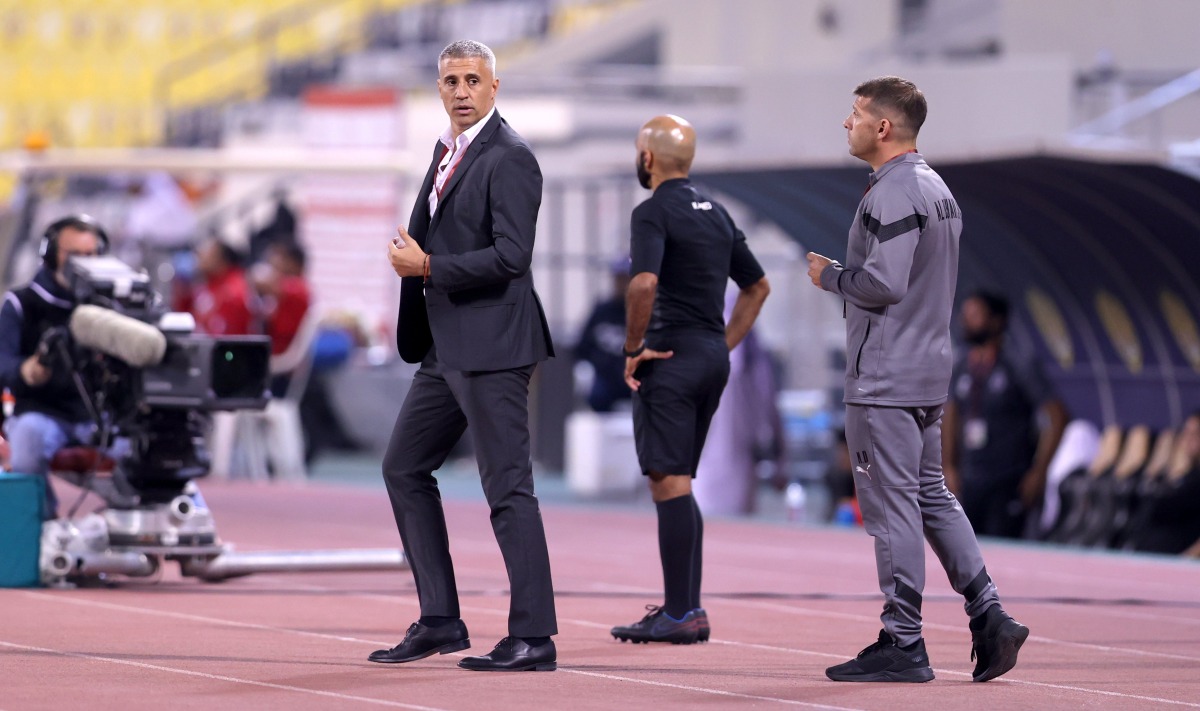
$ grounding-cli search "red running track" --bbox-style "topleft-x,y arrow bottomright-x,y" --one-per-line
2,478 -> 1199,710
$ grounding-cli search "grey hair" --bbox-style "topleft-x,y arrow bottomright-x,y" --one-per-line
439,39 -> 496,73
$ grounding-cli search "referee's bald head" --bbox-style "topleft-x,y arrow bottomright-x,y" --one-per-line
638,115 -> 697,174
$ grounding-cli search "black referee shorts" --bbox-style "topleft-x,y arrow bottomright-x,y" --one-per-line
631,333 -> 730,477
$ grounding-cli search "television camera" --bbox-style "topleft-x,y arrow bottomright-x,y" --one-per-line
38,255 -> 405,586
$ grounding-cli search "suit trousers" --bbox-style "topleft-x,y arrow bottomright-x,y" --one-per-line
844,403 -> 999,647
382,347 -> 557,637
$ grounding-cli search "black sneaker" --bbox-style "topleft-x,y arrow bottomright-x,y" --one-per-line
611,605 -> 701,644
970,605 -> 1029,682
694,608 -> 710,642
825,630 -> 935,683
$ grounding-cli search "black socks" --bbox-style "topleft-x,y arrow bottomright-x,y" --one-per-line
657,493 -> 703,619
419,616 -> 458,628
970,603 -> 1003,632
422,616 -> 550,648
521,636 -> 551,647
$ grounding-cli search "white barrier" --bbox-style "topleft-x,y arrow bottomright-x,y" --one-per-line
565,410 -> 641,497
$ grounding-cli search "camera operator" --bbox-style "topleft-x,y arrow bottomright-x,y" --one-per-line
0,216 -> 107,519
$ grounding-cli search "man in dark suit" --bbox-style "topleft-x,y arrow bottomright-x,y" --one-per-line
368,39 -> 557,672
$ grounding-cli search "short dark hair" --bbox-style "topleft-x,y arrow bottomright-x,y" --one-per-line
201,235 -> 244,268
272,240 -> 307,272
439,39 -> 496,72
854,76 -> 927,137
968,289 -> 1010,321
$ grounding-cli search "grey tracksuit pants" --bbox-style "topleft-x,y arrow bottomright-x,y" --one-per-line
845,403 -> 1000,646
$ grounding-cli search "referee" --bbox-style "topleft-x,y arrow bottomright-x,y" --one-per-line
611,115 -> 770,645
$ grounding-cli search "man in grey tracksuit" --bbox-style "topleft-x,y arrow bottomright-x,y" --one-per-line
807,76 -> 1028,683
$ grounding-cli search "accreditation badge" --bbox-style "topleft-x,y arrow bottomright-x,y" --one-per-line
964,418 -> 988,450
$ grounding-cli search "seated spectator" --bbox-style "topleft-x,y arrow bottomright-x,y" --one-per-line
573,257 -> 631,413
251,241 -> 312,398
1125,410 -> 1200,555
175,237 -> 261,337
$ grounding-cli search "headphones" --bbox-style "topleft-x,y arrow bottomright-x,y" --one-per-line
39,214 -> 110,271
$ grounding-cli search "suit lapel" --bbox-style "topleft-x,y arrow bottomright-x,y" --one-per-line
410,141 -> 444,248
428,111 -> 503,233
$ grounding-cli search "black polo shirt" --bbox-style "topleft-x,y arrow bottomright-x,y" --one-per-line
630,178 -> 764,338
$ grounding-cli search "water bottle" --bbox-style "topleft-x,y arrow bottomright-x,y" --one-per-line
786,482 -> 807,522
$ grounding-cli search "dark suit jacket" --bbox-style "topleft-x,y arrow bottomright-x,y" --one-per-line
396,111 -> 554,371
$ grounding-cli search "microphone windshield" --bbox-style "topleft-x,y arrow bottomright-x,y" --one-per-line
69,304 -> 168,368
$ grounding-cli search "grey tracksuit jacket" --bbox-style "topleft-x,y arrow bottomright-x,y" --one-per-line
820,152 -> 962,407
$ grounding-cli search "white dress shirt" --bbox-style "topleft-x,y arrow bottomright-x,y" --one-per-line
428,106 -> 496,216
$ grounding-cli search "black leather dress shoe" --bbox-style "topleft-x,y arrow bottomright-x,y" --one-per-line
368,620 -> 470,663
457,636 -> 556,672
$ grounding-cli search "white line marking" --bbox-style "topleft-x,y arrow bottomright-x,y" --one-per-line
999,677 -> 1200,708
559,668 -> 864,710
704,638 -> 1200,707
22,582 -> 1200,708
0,640 -> 448,711
725,597 -> 1200,663
1039,600 -> 1200,627
18,588 -> 854,709
22,591 -> 381,645
274,579 -> 1200,706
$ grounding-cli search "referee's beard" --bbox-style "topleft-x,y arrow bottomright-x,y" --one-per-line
636,154 -> 652,190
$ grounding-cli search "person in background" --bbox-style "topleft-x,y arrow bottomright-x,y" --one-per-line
943,290 -> 1069,539
574,256 -> 632,412
176,237 -> 261,337
252,241 -> 312,397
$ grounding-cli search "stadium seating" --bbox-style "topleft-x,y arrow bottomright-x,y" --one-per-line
1047,422 -> 1200,554
0,0 -> 417,150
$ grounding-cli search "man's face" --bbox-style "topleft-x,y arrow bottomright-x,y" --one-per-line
1181,415 -> 1200,461
961,297 -> 1001,346
438,55 -> 498,136
54,227 -> 100,284
843,95 -> 881,162
195,241 -> 224,278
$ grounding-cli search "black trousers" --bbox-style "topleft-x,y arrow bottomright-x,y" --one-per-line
381,349 -> 557,637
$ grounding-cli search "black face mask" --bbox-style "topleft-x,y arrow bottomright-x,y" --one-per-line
963,328 -> 991,346
636,153 -> 652,190
963,320 -> 1003,346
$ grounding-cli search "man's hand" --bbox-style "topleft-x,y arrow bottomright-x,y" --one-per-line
20,354 -> 50,387
943,464 -> 961,497
806,251 -> 833,288
388,226 -> 428,278
1019,467 -> 1047,509
624,347 -> 673,391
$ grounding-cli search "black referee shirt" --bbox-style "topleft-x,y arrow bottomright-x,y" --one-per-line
630,178 -> 765,337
